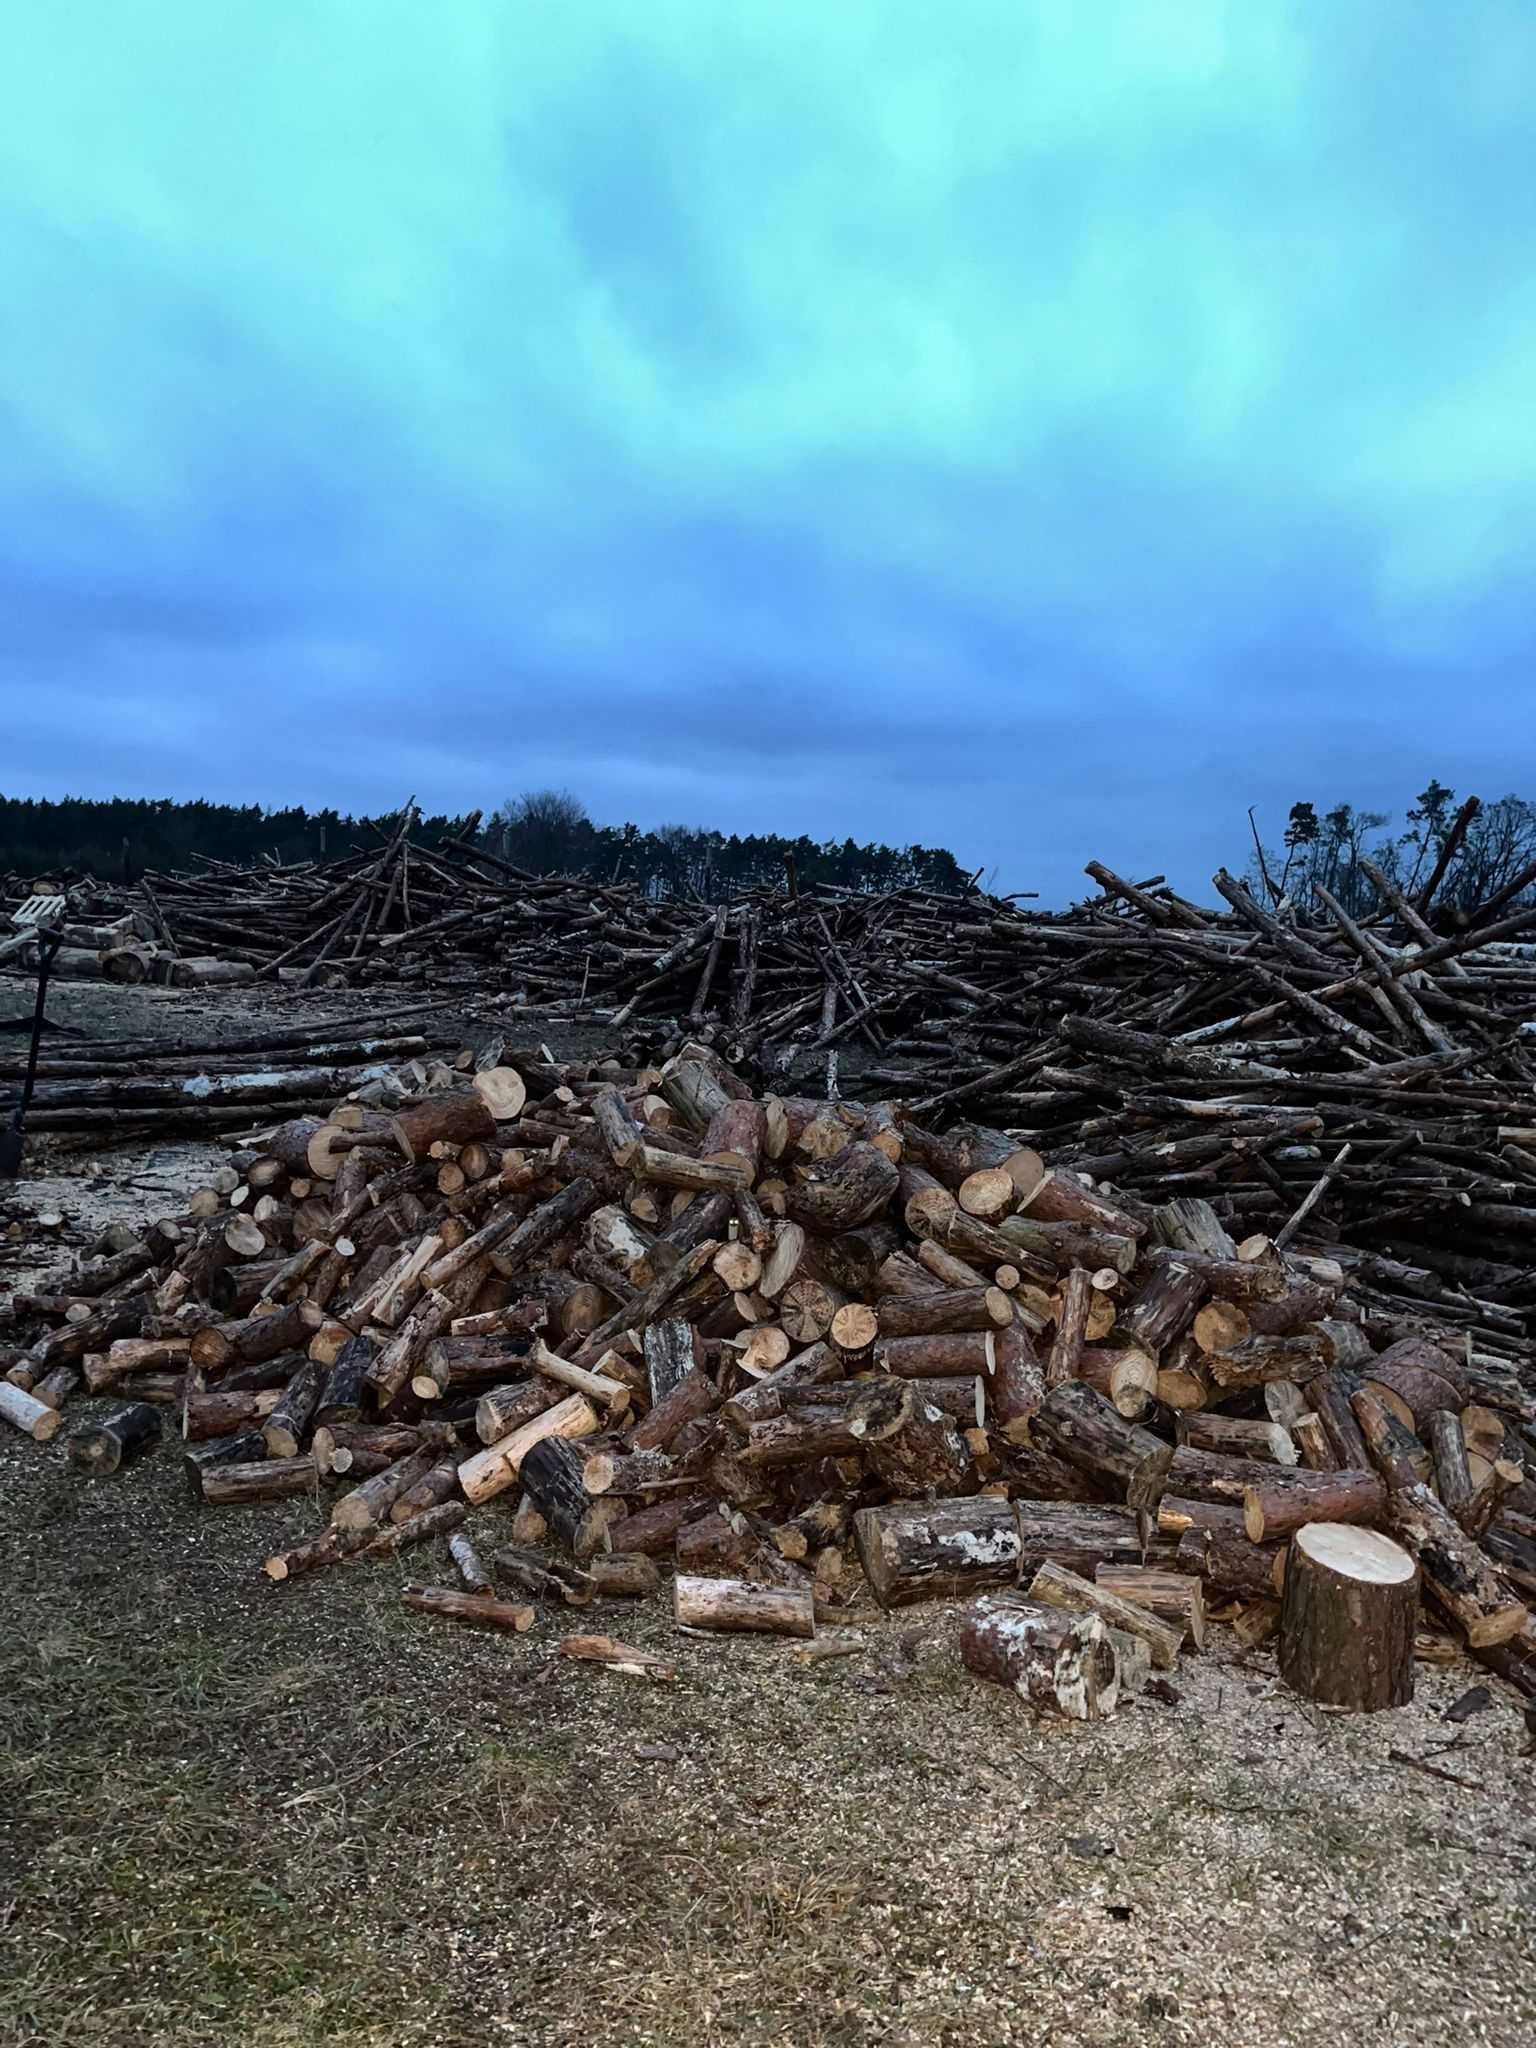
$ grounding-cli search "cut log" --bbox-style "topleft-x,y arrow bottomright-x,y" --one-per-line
201,1455 -> 318,1506
1030,1380 -> 1173,1510
521,1434 -> 620,1558
391,1092 -> 497,1162
0,1382 -> 64,1443
1241,1467 -> 1387,1542
1386,1481 -> 1529,1647
673,1573 -> 815,1637
457,1391 -> 600,1506
1093,1566 -> 1206,1650
261,1360 -> 325,1458
1027,1559 -> 1184,1671
960,1595 -> 1120,1720
66,1402 -> 162,1474
876,1287 -> 1011,1339
1278,1523 -> 1419,1710
853,1494 -> 1023,1608
401,1585 -> 535,1632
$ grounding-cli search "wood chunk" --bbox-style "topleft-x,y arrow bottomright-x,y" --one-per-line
1279,1524 -> 1418,1711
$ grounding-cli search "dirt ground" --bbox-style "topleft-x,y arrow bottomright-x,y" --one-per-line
3,980 -> 1535,2048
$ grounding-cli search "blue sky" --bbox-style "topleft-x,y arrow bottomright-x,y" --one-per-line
2,3 -> 1534,901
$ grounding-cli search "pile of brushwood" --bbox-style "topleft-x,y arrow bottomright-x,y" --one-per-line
4,1038 -> 1534,1718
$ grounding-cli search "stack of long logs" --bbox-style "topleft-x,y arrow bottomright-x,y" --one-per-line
12,815 -> 1536,1367
4,1041 -> 1535,1718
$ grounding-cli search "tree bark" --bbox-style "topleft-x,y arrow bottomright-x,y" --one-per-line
960,1595 -> 1120,1720
66,1402 -> 161,1474
1278,1522 -> 1419,1710
673,1573 -> 815,1637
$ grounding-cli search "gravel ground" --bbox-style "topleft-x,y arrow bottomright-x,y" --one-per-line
2,980 -> 1535,2047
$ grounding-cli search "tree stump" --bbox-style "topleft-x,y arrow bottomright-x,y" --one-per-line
1278,1523 -> 1419,1710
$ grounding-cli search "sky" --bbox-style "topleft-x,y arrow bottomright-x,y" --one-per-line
2,3 -> 1535,904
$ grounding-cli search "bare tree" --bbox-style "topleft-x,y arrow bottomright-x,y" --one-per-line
491,790 -> 591,874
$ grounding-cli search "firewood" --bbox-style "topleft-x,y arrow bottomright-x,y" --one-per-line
1387,1481 -> 1529,1646
401,1585 -> 535,1632
1030,1381 -> 1174,1510
673,1573 -> 815,1637
66,1402 -> 162,1474
457,1392 -> 600,1505
960,1595 -> 1121,1720
1026,1559 -> 1185,1670
1093,1566 -> 1206,1650
1278,1523 -> 1419,1710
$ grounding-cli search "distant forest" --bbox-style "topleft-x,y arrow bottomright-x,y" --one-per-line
0,790 -> 971,901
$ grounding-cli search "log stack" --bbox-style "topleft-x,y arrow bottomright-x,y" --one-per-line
5,1037 -> 1534,1718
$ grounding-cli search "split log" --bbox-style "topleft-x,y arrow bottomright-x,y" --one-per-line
1093,1566 -> 1206,1650
1027,1559 -> 1184,1670
1278,1523 -> 1419,1710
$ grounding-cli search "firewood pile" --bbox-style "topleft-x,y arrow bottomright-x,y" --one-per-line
4,1041 -> 1534,1718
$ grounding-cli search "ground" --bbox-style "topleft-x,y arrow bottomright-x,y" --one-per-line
2,980 -> 1535,2048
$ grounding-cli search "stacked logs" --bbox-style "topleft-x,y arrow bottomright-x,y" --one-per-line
4,1039 -> 1534,1717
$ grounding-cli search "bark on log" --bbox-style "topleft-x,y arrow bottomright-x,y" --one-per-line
1093,1566 -> 1206,1650
201,1454 -> 318,1506
960,1595 -> 1120,1720
1241,1466 -> 1388,1542
1027,1559 -> 1184,1670
390,1092 -> 497,1162
1386,1480 -> 1529,1646
522,1434 -> 620,1557
401,1585 -> 535,1632
66,1402 -> 162,1474
457,1391 -> 600,1505
1278,1523 -> 1419,1710
784,1142 -> 900,1233
673,1573 -> 815,1637
0,1382 -> 64,1442
854,1494 -> 1023,1607
1030,1381 -> 1173,1510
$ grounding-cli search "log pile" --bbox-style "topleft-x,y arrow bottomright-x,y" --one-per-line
9,823 -> 1536,1360
5,1040 -> 1534,1717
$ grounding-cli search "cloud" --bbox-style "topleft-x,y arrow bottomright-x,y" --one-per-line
2,1 -> 1534,903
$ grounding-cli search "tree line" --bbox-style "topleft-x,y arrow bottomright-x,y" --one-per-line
1248,782 -> 1536,920
0,789 -> 970,900
487,791 -> 969,897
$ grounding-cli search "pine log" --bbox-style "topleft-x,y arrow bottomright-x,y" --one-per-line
1030,1381 -> 1173,1510
391,1092 -> 497,1162
1241,1466 -> 1387,1542
66,1402 -> 162,1474
673,1573 -> 815,1637
1386,1481 -> 1529,1646
784,1143 -> 900,1233
960,1595 -> 1120,1720
1093,1565 -> 1206,1650
1278,1523 -> 1419,1710
521,1435 -> 620,1557
854,1494 -> 1023,1607
401,1585 -> 535,1632
201,1455 -> 318,1506
1027,1559 -> 1184,1670
457,1392 -> 600,1505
